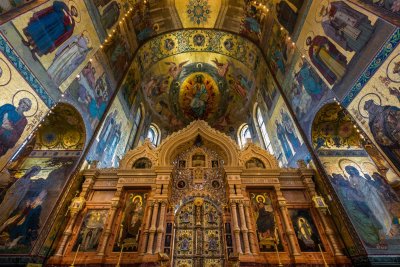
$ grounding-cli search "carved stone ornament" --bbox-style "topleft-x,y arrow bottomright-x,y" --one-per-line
239,142 -> 279,168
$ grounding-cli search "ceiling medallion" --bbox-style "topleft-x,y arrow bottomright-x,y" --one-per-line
186,0 -> 211,25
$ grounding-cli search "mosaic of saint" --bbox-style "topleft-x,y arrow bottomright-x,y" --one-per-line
178,72 -> 220,120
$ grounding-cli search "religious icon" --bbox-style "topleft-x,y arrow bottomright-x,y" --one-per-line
178,160 -> 186,168
208,235 -> 218,251
181,237 -> 190,251
190,74 -> 208,118
251,192 -> 281,251
211,180 -> 220,189
164,38 -> 175,51
211,160 -> 219,168
289,209 -> 322,252
177,180 -> 186,189
22,1 -> 78,58
73,210 -> 108,252
297,217 -> 315,248
114,193 -> 147,252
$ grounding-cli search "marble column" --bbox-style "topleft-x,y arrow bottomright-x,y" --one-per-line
278,197 -> 300,256
147,201 -> 159,254
244,201 -> 258,255
318,209 -> 343,256
238,202 -> 251,255
54,210 -> 79,256
97,189 -> 122,256
55,175 -> 95,256
301,173 -> 343,256
140,202 -> 153,255
230,201 -> 242,254
155,201 -> 167,253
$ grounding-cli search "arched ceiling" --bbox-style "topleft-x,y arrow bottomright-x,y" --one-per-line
126,0 -> 295,137
128,29 -> 269,136
134,0 -> 271,44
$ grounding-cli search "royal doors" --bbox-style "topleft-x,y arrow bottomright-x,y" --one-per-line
173,198 -> 224,267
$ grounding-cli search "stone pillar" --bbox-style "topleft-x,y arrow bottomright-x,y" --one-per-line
318,210 -> 343,256
97,188 -> 122,256
238,202 -> 251,255
155,201 -> 167,253
140,203 -> 153,254
230,201 -> 242,254
54,209 -> 79,256
55,174 -> 95,256
301,171 -> 343,256
277,197 -> 300,256
244,201 -> 258,255
147,201 -> 159,254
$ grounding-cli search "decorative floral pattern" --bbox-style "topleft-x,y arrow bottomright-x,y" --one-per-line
187,0 -> 211,25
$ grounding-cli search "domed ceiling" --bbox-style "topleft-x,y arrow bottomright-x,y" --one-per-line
132,0 -> 271,45
125,29 -> 268,136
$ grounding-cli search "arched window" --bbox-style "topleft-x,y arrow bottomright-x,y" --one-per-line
128,105 -> 143,150
238,123 -> 252,148
147,123 -> 160,146
255,105 -> 274,155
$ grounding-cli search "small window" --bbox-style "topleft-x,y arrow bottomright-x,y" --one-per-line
147,124 -> 160,146
255,105 -> 274,155
238,124 -> 252,148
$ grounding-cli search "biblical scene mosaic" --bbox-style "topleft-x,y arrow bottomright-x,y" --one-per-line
0,0 -> 48,23
0,155 -> 78,253
348,0 -> 400,26
296,0 -> 379,88
11,0 -> 101,91
322,155 -> 400,252
85,0 -> 133,36
65,52 -> 114,137
86,91 -> 132,168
